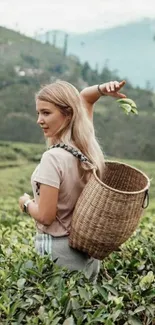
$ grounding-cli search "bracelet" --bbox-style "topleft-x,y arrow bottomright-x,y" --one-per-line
23,199 -> 32,215
97,84 -> 105,96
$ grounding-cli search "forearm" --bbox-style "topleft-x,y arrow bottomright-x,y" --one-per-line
80,80 -> 126,106
26,200 -> 55,226
26,200 -> 40,222
80,84 -> 104,105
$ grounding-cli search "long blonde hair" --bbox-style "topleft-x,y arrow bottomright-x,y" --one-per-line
35,80 -> 105,180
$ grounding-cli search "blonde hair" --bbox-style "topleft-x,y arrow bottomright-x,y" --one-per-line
35,80 -> 105,181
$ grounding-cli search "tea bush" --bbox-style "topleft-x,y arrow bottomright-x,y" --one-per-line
0,142 -> 155,324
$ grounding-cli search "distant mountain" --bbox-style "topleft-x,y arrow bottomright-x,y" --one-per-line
37,18 -> 155,89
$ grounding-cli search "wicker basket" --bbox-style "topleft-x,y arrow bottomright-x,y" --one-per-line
69,161 -> 150,260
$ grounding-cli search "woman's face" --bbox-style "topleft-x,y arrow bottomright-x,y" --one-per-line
36,100 -> 68,138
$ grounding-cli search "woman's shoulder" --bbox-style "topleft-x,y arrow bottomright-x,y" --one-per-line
41,147 -> 77,166
46,147 -> 74,158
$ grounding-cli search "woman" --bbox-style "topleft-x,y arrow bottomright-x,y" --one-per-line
19,79 -> 126,282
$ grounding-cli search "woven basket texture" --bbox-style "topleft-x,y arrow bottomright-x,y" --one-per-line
69,161 -> 150,260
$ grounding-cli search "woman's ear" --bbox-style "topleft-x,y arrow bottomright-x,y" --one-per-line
66,115 -> 72,122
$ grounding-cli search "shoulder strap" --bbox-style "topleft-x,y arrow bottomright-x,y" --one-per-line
49,143 -> 89,163
48,143 -> 89,235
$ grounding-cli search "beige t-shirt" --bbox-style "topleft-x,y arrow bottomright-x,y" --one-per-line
31,147 -> 85,237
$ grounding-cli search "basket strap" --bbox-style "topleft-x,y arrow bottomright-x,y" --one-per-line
142,189 -> 149,209
49,143 -> 89,163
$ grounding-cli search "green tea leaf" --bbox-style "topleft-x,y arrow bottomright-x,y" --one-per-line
78,287 -> 89,301
117,98 -> 137,108
139,271 -> 154,290
95,284 -> 108,301
131,107 -> 138,115
93,307 -> 106,318
112,309 -> 122,321
63,316 -> 75,325
128,315 -> 143,325
72,298 -> 81,311
51,317 -> 62,325
102,284 -> 118,296
17,278 -> 26,289
119,103 -> 132,114
117,98 -> 138,114
24,260 -> 34,269
133,306 -> 146,314
146,305 -> 155,317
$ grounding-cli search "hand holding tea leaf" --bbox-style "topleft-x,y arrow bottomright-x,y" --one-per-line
101,80 -> 126,98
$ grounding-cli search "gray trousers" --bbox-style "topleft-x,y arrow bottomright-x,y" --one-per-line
35,233 -> 100,283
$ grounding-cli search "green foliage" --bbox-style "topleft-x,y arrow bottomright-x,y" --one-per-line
0,141 -> 44,163
117,98 -> 138,115
0,142 -> 155,324
0,207 -> 155,324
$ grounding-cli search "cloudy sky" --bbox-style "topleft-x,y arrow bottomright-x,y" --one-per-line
0,0 -> 155,36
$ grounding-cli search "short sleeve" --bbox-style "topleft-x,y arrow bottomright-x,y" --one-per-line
33,150 -> 62,189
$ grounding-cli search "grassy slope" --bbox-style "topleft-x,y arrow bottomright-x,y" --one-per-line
0,141 -> 154,210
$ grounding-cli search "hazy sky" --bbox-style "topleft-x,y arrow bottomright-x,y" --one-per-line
0,0 -> 155,36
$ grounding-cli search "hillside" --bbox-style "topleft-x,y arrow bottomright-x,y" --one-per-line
0,26 -> 155,161
0,26 -> 88,142
38,18 -> 155,89
0,26 -> 78,72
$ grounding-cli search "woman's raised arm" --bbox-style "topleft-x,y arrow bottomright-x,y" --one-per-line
80,80 -> 126,120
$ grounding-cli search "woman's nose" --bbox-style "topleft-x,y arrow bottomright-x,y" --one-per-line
37,115 -> 43,125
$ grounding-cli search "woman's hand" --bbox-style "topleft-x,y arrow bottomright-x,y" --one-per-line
19,193 -> 31,212
99,80 -> 126,98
